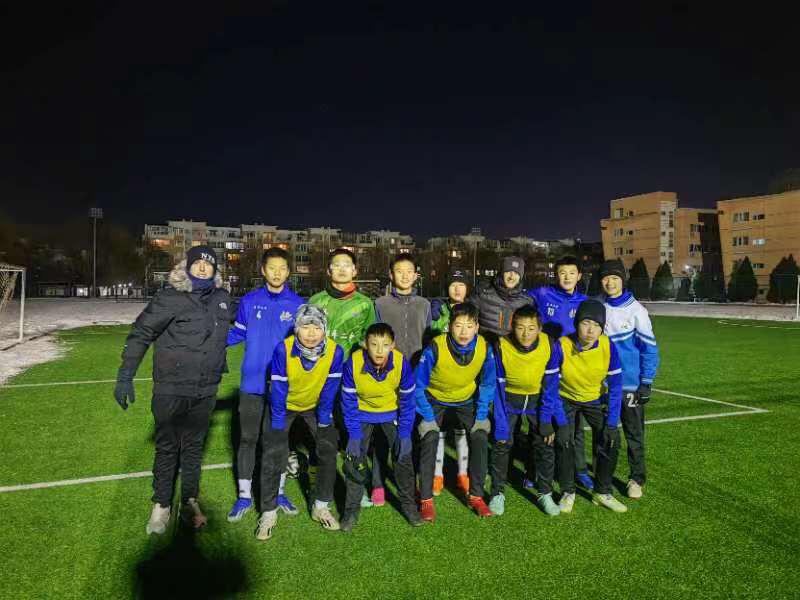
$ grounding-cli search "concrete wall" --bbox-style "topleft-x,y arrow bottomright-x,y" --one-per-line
641,300 -> 799,321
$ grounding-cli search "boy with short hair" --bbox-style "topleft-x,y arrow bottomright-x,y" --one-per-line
528,255 -> 591,490
598,259 -> 659,499
429,268 -> 470,496
556,300 -> 627,514
369,253 -> 430,506
226,247 -> 304,522
309,248 -> 376,356
340,323 -> 422,531
489,305 -> 567,517
415,302 -> 498,521
255,305 -> 345,540
470,256 -> 533,341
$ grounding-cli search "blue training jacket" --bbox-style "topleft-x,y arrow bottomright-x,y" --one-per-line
528,285 -> 588,338
226,285 -> 304,395
602,290 -> 659,391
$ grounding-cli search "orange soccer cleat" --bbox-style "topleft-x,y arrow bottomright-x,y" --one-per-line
468,495 -> 493,518
456,474 -> 470,496
420,498 -> 436,522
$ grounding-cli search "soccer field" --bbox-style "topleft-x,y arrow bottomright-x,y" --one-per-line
0,316 -> 799,599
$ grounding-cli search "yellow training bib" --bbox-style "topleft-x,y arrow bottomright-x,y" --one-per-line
500,333 -> 551,395
352,349 -> 403,413
559,335 -> 611,403
427,334 -> 487,403
285,336 -> 337,412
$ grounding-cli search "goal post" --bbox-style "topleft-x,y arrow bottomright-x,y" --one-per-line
0,263 -> 25,342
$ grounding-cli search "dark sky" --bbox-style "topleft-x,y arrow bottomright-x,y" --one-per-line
2,2 -> 799,241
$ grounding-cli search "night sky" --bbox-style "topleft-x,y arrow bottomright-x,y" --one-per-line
2,3 -> 798,241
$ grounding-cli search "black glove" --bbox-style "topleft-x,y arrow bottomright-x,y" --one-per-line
114,367 -> 136,410
637,384 -> 652,406
602,425 -> 620,449
538,421 -> 555,438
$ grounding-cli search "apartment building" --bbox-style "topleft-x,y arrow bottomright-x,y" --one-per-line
601,191 -> 722,278
717,189 -> 800,295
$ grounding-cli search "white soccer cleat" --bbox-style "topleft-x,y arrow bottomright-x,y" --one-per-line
627,480 -> 643,499
559,493 -> 576,514
593,493 -> 628,513
146,503 -> 171,535
255,510 -> 278,541
311,505 -> 340,531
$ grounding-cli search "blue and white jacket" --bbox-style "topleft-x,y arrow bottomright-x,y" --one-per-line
528,285 -> 588,338
226,286 -> 304,395
601,290 -> 659,392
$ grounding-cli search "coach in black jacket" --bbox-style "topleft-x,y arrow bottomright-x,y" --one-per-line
114,245 -> 235,535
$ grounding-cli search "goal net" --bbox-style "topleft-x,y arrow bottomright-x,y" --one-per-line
0,263 -> 25,343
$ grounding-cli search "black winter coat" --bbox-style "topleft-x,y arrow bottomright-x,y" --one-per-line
469,277 -> 533,339
120,261 -> 236,397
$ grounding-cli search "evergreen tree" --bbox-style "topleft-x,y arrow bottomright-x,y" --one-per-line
728,257 -> 758,301
650,261 -> 674,300
676,277 -> 691,301
767,255 -> 800,303
628,258 -> 650,300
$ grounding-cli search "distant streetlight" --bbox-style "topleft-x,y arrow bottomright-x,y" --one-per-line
89,208 -> 103,298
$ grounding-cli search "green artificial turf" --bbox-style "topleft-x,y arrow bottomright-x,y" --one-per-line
0,316 -> 799,599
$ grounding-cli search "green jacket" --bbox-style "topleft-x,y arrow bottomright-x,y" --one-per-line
430,299 -> 453,335
309,290 -> 376,355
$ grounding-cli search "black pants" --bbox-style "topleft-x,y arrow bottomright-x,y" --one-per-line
560,400 -> 620,495
490,412 -> 572,496
151,394 -> 216,506
418,403 -> 488,500
259,410 -> 338,512
344,422 -> 416,516
236,392 -> 265,481
573,412 -> 591,473
621,398 -> 646,485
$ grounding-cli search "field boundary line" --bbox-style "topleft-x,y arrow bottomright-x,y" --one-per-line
0,463 -> 231,493
653,387 -> 765,412
1,378 -> 150,389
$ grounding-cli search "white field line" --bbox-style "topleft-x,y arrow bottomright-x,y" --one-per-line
0,463 -> 232,493
717,319 -> 800,331
1,378 -> 150,389
0,388 -> 770,494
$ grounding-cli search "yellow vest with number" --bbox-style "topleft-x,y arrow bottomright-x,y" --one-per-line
559,335 -> 610,403
500,333 -> 551,395
427,335 -> 487,403
285,336 -> 337,412
352,349 -> 403,412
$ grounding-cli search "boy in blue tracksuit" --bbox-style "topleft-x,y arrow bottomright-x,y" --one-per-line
598,259 -> 659,499
340,322 -> 422,531
226,248 -> 304,521
489,305 -> 567,517
526,256 -> 591,488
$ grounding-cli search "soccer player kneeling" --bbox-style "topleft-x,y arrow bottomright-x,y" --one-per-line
489,305 -> 566,517
415,302 -> 497,521
557,300 -> 627,514
255,305 -> 344,540
339,323 -> 423,531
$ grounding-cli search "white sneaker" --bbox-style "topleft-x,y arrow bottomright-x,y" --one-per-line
311,505 -> 340,531
180,498 -> 208,529
593,493 -> 628,513
255,510 -> 278,541
627,480 -> 643,499
559,493 -> 576,514
146,503 -> 171,535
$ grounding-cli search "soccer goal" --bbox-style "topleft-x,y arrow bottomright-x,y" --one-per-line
0,263 -> 25,343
